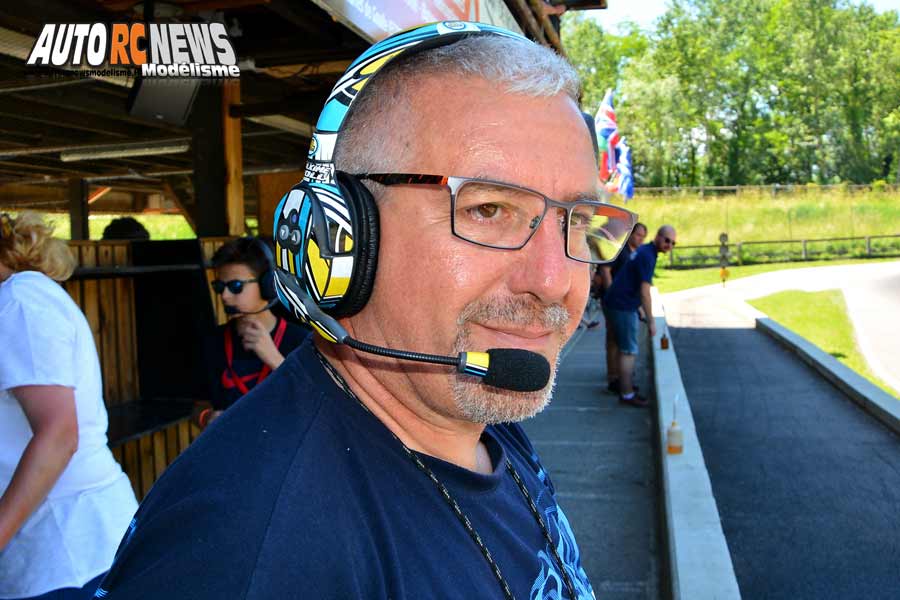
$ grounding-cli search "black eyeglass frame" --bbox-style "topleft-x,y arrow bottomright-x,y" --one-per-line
353,172 -> 638,265
664,237 -> 677,247
211,278 -> 259,295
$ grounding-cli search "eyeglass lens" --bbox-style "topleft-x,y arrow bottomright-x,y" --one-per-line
452,180 -> 635,264
665,237 -> 676,246
212,280 -> 247,295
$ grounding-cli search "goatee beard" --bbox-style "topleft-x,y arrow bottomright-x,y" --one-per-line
451,296 -> 570,424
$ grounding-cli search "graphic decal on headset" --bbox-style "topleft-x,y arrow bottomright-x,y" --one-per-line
273,21 -> 524,338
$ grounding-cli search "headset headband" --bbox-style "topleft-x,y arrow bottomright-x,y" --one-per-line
272,21 -> 527,340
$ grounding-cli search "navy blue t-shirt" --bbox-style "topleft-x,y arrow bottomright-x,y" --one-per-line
603,242 -> 658,311
610,244 -> 634,280
96,339 -> 595,599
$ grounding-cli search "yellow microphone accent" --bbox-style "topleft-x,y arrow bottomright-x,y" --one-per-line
458,351 -> 490,377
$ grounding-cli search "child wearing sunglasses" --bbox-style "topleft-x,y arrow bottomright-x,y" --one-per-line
198,238 -> 308,429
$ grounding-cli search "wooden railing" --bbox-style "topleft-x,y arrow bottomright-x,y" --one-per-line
64,241 -> 139,406
64,238 -> 233,499
666,234 -> 900,269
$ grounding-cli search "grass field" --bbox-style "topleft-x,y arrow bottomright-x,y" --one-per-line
653,257 -> 900,294
8,188 -> 898,246
748,290 -> 898,399
14,213 -> 259,241
628,187 -> 900,246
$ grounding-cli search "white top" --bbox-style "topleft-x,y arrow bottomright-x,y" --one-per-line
0,271 -> 138,598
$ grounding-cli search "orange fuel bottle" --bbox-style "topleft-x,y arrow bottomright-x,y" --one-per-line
667,420 -> 683,455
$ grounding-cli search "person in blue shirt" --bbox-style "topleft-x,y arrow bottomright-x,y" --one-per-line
91,22 -> 637,600
594,222 -> 647,393
603,225 -> 677,406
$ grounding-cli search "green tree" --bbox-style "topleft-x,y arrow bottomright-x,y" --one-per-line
563,0 -> 900,186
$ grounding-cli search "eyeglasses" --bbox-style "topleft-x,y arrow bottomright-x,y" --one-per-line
356,173 -> 638,265
664,237 -> 677,247
211,278 -> 258,295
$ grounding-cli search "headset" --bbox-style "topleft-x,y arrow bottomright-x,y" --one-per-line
251,237 -> 277,302
269,21 -> 551,393
272,21 -> 522,341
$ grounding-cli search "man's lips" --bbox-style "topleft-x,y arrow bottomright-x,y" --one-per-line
470,322 -> 557,350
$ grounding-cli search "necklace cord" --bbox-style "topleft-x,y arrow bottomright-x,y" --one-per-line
314,349 -> 579,599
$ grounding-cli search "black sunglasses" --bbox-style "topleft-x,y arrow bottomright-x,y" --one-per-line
664,237 -> 677,247
211,278 -> 258,295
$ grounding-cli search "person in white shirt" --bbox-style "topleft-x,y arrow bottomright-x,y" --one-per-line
0,212 -> 137,600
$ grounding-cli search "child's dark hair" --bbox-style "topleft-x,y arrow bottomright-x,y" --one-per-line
211,237 -> 271,278
102,216 -> 150,241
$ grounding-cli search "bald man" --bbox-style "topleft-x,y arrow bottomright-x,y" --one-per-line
602,225 -> 676,406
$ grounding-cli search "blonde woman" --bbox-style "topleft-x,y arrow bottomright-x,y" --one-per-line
0,212 -> 137,600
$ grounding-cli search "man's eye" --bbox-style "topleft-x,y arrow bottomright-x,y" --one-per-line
471,203 -> 501,219
571,212 -> 592,228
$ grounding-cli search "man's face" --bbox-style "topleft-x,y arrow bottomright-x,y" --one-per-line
348,75 -> 598,424
655,229 -> 676,254
628,227 -> 647,250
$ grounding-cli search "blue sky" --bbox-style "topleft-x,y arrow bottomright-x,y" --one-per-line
588,0 -> 899,34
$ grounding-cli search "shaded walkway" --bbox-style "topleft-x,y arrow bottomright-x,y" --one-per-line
522,327 -> 661,600
666,291 -> 900,600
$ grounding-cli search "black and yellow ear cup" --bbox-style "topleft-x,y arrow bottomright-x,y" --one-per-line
330,171 -> 379,318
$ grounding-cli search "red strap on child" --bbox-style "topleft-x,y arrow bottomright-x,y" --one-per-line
222,317 -> 288,395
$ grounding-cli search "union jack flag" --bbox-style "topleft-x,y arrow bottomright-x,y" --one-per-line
607,139 -> 634,201
594,89 -> 620,182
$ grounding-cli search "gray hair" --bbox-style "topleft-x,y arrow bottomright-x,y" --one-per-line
334,35 -> 581,176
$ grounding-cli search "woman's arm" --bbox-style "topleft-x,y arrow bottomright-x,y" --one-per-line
0,385 -> 78,550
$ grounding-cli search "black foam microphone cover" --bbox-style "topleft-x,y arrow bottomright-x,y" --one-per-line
482,349 -> 551,392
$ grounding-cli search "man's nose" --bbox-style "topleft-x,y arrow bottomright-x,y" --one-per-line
508,209 -> 573,304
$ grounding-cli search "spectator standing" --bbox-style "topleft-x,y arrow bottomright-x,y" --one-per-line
0,212 -> 138,599
603,225 -> 676,407
596,222 -> 647,393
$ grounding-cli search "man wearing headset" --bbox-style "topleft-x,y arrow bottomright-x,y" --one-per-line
96,22 -> 638,600
197,237 -> 308,428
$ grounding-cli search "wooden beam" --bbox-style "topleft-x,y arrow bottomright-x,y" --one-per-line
0,96 -> 141,138
505,0 -> 548,44
223,80 -> 244,236
87,186 -> 112,204
190,85 -> 227,236
261,61 -> 352,78
68,178 -> 89,240
161,180 -> 197,234
0,182 -> 65,207
229,92 -> 326,119
257,170 -> 303,242
528,0 -> 565,54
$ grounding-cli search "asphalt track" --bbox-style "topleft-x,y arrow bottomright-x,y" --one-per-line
664,283 -> 900,599
672,260 -> 900,396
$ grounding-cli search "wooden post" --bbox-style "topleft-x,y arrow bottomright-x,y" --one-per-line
68,178 -> 89,240
257,171 -> 304,240
223,80 -> 244,236
191,85 -> 227,236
